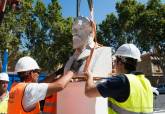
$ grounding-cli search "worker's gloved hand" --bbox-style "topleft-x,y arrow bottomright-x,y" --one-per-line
70,59 -> 84,73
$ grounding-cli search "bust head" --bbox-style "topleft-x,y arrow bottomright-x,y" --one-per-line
72,16 -> 94,49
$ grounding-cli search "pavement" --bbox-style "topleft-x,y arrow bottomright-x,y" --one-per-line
154,94 -> 165,114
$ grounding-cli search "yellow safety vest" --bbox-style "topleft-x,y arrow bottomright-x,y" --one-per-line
0,92 -> 9,114
108,74 -> 153,114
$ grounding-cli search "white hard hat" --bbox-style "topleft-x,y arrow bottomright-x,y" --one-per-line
15,56 -> 40,73
115,44 -> 141,62
0,72 -> 9,82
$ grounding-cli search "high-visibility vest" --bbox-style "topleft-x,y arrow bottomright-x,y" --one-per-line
108,74 -> 153,114
8,82 -> 40,114
0,92 -> 9,114
42,94 -> 57,114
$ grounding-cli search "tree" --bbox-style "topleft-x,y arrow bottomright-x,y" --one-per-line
0,0 -> 73,72
0,0 -> 31,71
24,0 -> 73,72
97,0 -> 165,75
97,0 -> 145,51
135,0 -> 165,75
97,13 -> 122,51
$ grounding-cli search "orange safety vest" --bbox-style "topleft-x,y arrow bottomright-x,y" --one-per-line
42,94 -> 57,114
8,82 -> 40,114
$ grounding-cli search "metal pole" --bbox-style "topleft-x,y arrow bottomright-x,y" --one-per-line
2,49 -> 8,72
76,0 -> 81,17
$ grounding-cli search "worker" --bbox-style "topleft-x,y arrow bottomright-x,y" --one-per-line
8,56 -> 82,114
0,72 -> 9,114
85,43 -> 153,114
60,16 -> 112,114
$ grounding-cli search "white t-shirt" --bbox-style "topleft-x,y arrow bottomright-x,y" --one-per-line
22,83 -> 48,111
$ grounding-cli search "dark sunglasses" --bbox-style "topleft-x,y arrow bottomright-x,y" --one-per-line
32,69 -> 40,74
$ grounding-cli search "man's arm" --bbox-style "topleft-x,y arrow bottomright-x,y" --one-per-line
46,59 -> 83,96
22,71 -> 74,111
46,71 -> 74,96
22,60 -> 83,111
85,71 -> 130,101
39,66 -> 64,83
85,71 -> 101,97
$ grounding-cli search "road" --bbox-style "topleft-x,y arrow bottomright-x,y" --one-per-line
154,94 -> 165,114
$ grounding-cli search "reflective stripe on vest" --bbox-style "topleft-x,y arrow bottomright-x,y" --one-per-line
108,101 -> 153,114
108,74 -> 153,114
43,94 -> 57,114
8,82 -> 40,114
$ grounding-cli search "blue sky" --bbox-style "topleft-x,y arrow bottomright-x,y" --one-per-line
43,0 -> 165,23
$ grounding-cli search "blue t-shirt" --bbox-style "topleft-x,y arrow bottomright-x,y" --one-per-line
96,74 -> 130,102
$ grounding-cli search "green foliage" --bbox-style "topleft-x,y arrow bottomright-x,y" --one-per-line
24,0 -> 73,72
0,4 -> 27,69
1,0 -> 164,74
135,0 -> 165,74
98,0 -> 165,74
0,0 -> 73,72
98,0 -> 145,50
97,13 -> 122,50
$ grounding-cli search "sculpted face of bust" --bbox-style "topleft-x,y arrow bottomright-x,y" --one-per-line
72,16 -> 93,49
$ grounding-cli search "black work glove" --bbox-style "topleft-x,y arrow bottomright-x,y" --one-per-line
70,59 -> 84,73
55,66 -> 64,75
